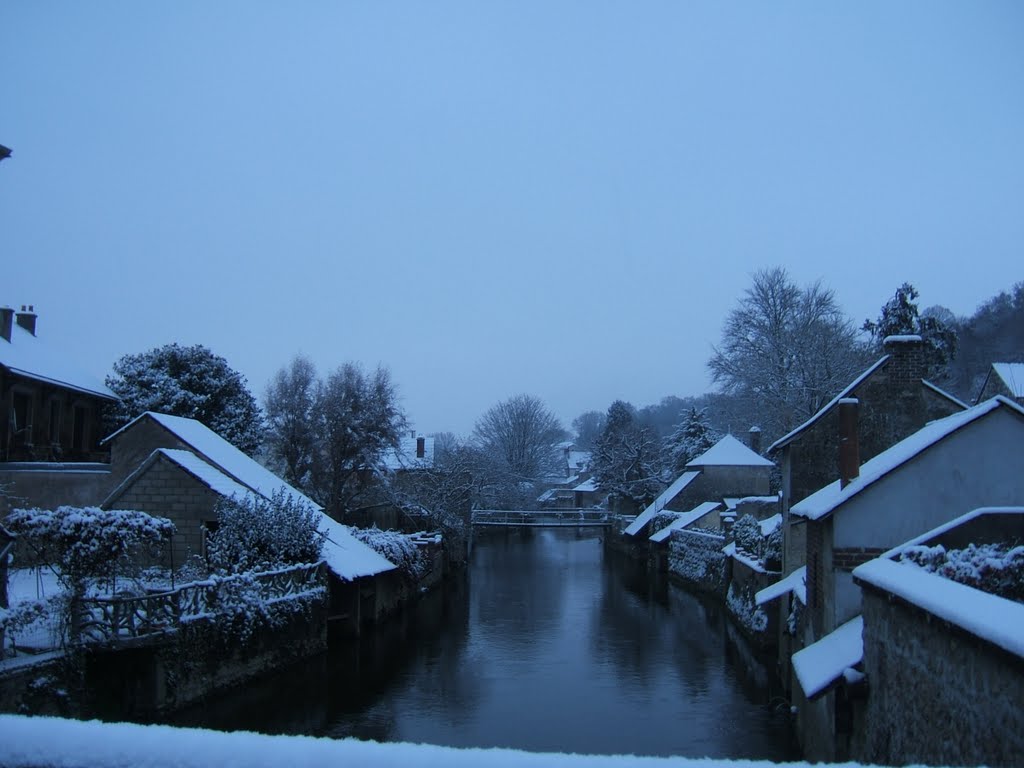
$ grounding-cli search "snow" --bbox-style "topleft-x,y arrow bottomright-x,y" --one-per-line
992,362 -> 1024,398
573,478 -> 598,492
624,471 -> 700,536
758,514 -> 782,537
381,436 -> 435,470
0,322 -> 118,401
853,557 -> 1024,661
154,449 -> 259,503
791,615 -> 864,700
316,515 -> 396,581
791,396 -> 1024,521
722,542 -> 769,574
755,566 -> 806,607
881,334 -> 923,344
0,714 -> 861,768
767,356 -> 889,454
685,435 -> 773,468
649,502 -> 721,543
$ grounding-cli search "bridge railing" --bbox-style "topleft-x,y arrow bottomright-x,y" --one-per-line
471,509 -> 610,526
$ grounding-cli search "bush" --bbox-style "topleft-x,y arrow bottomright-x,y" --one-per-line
901,542 -> 1024,602
732,513 -> 761,557
207,490 -> 325,574
351,526 -> 426,581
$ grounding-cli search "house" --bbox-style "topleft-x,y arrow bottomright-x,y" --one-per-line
381,433 -> 435,471
767,335 -> 966,580
784,396 -> 1024,761
100,412 -> 398,632
976,362 -> 1024,406
849,506 -> 1024,767
624,433 -> 773,538
0,305 -> 120,510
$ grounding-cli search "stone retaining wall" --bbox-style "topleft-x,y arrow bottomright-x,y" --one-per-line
668,529 -> 727,595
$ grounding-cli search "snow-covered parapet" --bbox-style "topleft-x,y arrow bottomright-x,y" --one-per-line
880,334 -> 923,345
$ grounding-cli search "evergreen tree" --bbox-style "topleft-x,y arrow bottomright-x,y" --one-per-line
663,407 -> 719,475
592,400 -> 663,510
863,282 -> 959,380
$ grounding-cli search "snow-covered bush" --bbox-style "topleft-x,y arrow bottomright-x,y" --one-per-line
732,513 -> 761,556
901,542 -> 1024,602
5,507 -> 174,595
207,490 -> 325,574
764,526 -> 783,570
727,582 -> 769,635
351,526 -> 426,581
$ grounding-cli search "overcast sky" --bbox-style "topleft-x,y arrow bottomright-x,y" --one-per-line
3,2 -> 1022,437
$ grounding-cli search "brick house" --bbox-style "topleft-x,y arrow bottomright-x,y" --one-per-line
786,396 -> 1024,761
976,362 -> 1024,406
0,305 -> 120,510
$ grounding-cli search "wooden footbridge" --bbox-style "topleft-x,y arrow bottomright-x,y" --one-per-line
472,509 -> 611,528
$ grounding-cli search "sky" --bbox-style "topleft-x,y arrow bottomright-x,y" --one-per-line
2,2 -> 1023,437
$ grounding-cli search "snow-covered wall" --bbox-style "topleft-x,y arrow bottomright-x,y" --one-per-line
668,529 -> 727,594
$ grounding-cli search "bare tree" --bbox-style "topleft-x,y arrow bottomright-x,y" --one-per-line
708,267 -> 864,441
473,394 -> 567,481
263,355 -> 319,491
571,410 -> 606,449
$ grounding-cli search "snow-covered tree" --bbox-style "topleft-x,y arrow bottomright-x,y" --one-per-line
106,343 -> 264,455
472,394 -> 567,481
314,363 -> 407,516
263,355 -> 319,490
663,408 -> 719,475
571,410 -> 606,449
207,490 -> 325,574
591,400 -> 663,511
863,282 -> 959,380
708,267 -> 864,441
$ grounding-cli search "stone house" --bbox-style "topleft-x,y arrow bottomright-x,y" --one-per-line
767,335 -> 966,577
624,433 -> 773,539
976,362 -> 1024,406
0,305 -> 120,511
100,411 -> 399,633
851,507 -> 1024,768
785,396 -> 1024,762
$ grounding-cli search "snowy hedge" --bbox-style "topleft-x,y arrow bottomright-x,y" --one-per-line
901,541 -> 1024,603
350,526 -> 427,581
668,529 -> 727,592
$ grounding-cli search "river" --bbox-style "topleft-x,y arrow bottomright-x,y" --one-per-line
169,527 -> 799,760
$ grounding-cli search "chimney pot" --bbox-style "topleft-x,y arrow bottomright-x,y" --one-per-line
416,436 -> 425,459
838,398 -> 860,489
747,426 -> 762,455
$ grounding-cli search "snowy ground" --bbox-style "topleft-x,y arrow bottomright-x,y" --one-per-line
0,715 -> 905,768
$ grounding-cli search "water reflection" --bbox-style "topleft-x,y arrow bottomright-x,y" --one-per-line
167,528 -> 797,760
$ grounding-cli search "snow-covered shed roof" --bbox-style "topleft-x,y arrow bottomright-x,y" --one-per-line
106,448 -> 261,506
990,362 -> 1024,398
624,470 -> 700,536
685,434 -> 773,468
649,501 -> 720,543
854,557 -> 1024,663
573,477 -> 598,492
791,396 -> 1024,522
105,412 -> 321,511
0,319 -> 118,400
102,412 -> 395,581
567,450 -> 591,471
791,615 -> 864,700
755,565 -> 806,607
381,436 -> 435,471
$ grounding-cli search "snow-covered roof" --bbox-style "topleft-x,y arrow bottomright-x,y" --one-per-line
758,513 -> 782,536
567,450 -> 591,470
0,321 -> 118,401
155,449 -> 260,502
381,436 -> 435,470
792,615 -> 864,700
991,362 -> 1024,398
791,396 -> 1024,522
755,565 -> 806,606
721,541 -> 770,573
649,502 -> 720,543
624,470 -> 700,536
855,556 -> 1024,662
572,477 -> 598,492
102,412 -> 395,581
685,434 -> 773,468
768,356 -> 889,453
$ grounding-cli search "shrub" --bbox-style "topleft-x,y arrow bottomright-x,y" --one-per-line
351,526 -> 426,581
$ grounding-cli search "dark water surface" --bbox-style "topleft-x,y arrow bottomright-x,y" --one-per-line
170,528 -> 798,760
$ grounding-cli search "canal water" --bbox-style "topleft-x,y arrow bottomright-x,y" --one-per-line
169,527 -> 799,760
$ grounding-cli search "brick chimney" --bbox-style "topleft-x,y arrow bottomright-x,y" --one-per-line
747,426 -> 761,455
416,436 -> 425,459
0,306 -> 13,342
15,305 -> 37,336
838,398 -> 860,489
883,334 -> 925,391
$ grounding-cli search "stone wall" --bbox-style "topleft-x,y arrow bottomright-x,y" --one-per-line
855,586 -> 1024,768
0,465 -> 113,514
105,454 -> 221,566
668,528 -> 727,595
